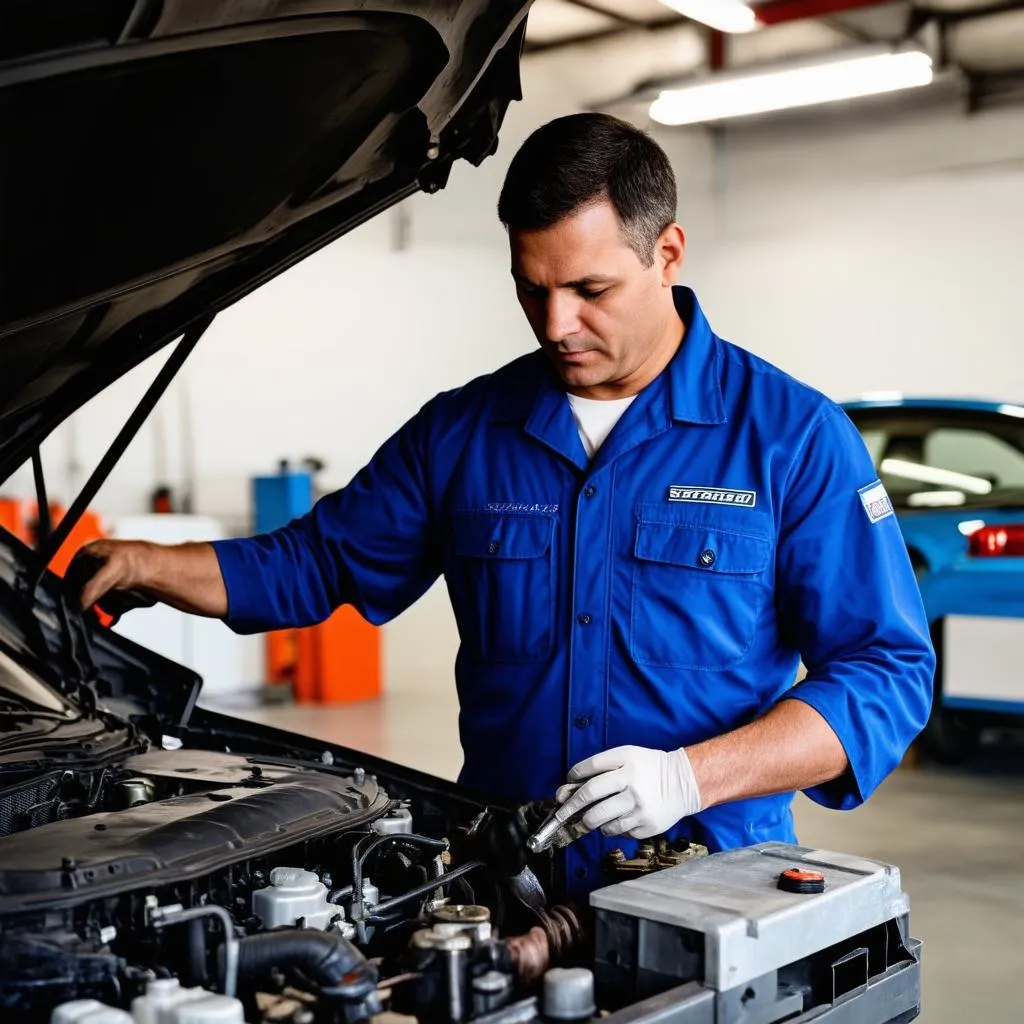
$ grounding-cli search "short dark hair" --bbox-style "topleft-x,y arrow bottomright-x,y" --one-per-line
497,112 -> 677,267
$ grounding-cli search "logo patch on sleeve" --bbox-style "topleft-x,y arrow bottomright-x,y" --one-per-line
859,480 -> 894,524
667,486 -> 756,507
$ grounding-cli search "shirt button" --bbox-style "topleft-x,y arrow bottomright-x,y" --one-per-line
698,548 -> 716,567
574,715 -> 590,729
574,866 -> 588,880
583,485 -> 597,499
576,612 -> 592,626
488,541 -> 500,555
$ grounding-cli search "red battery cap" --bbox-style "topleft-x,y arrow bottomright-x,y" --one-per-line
777,867 -> 826,894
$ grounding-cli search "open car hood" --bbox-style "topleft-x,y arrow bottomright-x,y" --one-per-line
0,0 -> 529,483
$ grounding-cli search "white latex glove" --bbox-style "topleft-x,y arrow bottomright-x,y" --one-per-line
554,745 -> 702,839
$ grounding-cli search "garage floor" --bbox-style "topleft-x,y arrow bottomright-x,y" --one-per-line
212,692 -> 1024,1024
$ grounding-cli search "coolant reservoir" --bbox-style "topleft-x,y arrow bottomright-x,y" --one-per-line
131,979 -> 245,1024
130,978 -> 206,1024
170,995 -> 245,1023
50,1000 -> 133,1023
252,865 -> 336,930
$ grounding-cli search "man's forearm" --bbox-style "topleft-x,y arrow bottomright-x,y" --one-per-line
79,540 -> 229,619
686,698 -> 849,808
144,542 -> 229,618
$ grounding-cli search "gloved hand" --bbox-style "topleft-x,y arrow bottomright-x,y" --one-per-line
554,746 -> 702,839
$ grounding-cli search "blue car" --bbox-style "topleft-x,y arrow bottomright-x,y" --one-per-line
842,396 -> 1024,762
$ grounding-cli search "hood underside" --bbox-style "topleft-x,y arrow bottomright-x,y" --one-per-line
0,0 -> 529,481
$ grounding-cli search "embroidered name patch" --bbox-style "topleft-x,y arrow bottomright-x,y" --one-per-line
859,480 -> 894,524
484,502 -> 560,515
667,486 -> 757,507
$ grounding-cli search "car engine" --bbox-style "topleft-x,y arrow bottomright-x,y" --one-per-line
0,727 -> 926,1024
0,742 -> 617,1024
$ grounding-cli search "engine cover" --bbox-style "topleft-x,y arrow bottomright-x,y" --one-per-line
0,750 -> 390,913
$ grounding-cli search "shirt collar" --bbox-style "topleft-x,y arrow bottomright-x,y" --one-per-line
490,286 -> 726,427
667,286 -> 727,426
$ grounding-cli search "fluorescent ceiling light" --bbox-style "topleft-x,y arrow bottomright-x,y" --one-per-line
658,0 -> 758,34
907,491 -> 966,508
650,50 -> 934,126
880,458 -> 992,495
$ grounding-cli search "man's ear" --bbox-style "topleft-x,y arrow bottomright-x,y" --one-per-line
657,223 -> 686,285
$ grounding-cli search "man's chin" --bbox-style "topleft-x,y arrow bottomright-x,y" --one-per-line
546,352 -> 601,386
554,366 -> 599,389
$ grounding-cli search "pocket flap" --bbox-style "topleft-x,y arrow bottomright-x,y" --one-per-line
454,511 -> 555,560
635,518 -> 771,575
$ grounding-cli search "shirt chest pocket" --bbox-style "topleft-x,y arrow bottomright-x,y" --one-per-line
448,511 -> 556,664
630,514 -> 773,670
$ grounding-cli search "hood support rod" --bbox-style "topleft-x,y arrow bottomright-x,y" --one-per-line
32,449 -> 52,543
33,315 -> 215,590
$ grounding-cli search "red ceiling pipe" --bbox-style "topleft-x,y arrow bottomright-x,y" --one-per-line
754,0 -> 895,25
709,28 -> 726,69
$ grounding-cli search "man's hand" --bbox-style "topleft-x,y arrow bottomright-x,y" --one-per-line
71,540 -> 151,611
553,745 -> 702,839
67,539 -> 230,620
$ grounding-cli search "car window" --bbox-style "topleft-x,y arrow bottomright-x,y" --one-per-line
924,428 -> 1024,490
846,409 -> 1024,509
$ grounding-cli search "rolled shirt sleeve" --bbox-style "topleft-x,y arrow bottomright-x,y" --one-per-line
775,407 -> 935,809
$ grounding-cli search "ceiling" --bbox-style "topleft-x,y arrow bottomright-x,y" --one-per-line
522,0 -> 1024,113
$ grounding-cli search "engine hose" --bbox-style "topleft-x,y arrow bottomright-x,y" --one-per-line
232,929 -> 371,989
352,833 -> 449,908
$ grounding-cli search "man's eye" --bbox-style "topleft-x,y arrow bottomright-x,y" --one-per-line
579,289 -> 606,300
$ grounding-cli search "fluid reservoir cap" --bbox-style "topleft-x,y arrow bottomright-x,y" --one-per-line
372,806 -> 414,835
543,967 -> 596,1021
269,866 -> 320,891
777,867 -> 826,894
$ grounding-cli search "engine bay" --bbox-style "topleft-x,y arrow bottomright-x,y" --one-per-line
0,589 -> 921,1024
0,739 -> 648,1024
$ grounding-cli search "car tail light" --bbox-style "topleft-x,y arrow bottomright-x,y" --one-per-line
968,524 -> 1024,557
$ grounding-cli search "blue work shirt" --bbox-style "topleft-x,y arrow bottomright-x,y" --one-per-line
213,287 -> 934,897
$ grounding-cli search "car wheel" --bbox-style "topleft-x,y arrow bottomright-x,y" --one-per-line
920,707 -> 981,765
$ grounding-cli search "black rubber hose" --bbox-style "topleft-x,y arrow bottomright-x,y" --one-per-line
232,930 -> 369,988
352,833 -> 449,905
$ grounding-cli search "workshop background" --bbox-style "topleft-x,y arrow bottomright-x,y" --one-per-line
4,3 -> 1023,1021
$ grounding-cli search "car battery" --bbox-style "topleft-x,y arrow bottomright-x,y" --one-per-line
590,842 -> 920,1024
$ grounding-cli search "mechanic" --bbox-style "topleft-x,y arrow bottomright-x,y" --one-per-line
74,113 -> 935,898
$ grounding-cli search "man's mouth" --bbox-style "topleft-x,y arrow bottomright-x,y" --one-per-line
549,346 -> 594,364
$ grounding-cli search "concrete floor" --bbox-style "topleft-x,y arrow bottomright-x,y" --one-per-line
211,691 -> 1024,1024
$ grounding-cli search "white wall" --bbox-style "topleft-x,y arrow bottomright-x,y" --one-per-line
7,46 -> 1024,698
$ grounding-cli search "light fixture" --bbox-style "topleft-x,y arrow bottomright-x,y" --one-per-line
658,0 -> 758,34
907,491 -> 966,508
650,49 -> 934,126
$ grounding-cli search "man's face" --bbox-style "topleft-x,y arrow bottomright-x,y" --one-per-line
510,199 -> 684,399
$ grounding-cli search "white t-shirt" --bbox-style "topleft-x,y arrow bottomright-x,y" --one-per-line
567,392 -> 638,459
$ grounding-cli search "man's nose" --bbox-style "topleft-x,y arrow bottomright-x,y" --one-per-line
545,293 -> 582,342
